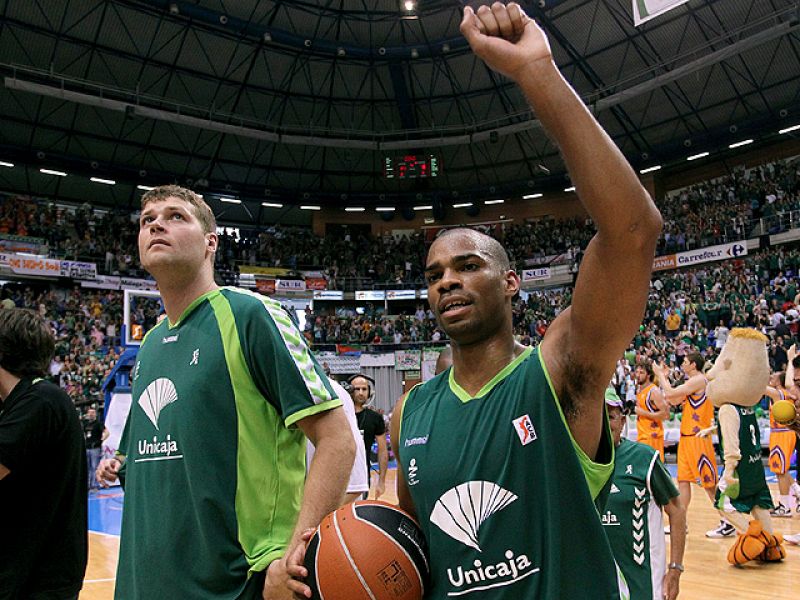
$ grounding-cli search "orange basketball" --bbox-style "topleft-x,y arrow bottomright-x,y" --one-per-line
304,500 -> 430,600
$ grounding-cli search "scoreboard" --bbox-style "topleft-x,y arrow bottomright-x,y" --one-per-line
384,154 -> 440,179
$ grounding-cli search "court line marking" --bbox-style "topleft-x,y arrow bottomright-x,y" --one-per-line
84,578 -> 116,584
89,530 -> 120,538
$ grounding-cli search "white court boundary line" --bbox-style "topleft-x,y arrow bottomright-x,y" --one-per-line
89,529 -> 120,538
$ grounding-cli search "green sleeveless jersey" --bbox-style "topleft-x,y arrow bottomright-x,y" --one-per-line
716,405 -> 772,512
116,288 -> 340,599
399,347 -> 626,599
603,439 -> 678,600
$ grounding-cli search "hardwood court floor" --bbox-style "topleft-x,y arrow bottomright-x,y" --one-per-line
81,471 -> 800,600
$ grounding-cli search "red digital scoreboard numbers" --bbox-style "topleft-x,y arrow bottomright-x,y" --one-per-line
384,154 -> 440,179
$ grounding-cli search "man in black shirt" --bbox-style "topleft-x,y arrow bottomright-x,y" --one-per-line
83,406 -> 104,491
350,374 -> 388,499
0,308 -> 88,600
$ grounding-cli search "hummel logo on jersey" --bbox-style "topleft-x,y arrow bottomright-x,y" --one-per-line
431,481 -> 518,551
512,414 -> 537,446
190,348 -> 199,365
162,334 -> 179,344
626,464 -> 633,475
611,483 -> 621,494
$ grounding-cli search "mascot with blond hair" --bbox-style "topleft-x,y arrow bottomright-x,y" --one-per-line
705,328 -> 785,565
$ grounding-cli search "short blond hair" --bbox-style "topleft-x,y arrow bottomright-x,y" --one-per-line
140,185 -> 216,234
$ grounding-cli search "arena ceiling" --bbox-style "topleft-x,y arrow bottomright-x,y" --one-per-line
0,0 -> 799,224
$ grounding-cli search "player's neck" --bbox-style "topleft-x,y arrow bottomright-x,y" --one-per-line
158,275 -> 219,325
0,369 -> 21,401
451,335 -> 525,396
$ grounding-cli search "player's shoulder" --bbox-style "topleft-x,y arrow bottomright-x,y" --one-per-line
626,438 -> 658,459
402,372 -> 448,418
219,286 -> 286,320
25,378 -> 75,420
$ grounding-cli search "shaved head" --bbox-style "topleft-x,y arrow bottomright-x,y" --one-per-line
430,228 -> 511,271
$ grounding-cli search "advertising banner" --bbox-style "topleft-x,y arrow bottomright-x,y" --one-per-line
652,241 -> 747,272
256,279 -> 276,294
276,279 -> 306,292
521,267 -> 551,282
395,349 -> 421,371
305,277 -> 328,291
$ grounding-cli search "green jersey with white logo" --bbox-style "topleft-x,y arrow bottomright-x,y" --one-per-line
603,439 -> 678,600
399,347 -> 627,599
716,405 -> 772,513
116,287 -> 340,600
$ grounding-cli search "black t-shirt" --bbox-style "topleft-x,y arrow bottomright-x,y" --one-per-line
355,407 -> 385,472
0,379 -> 88,599
83,418 -> 103,449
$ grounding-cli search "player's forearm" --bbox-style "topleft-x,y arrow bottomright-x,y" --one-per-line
292,432 -> 355,544
378,451 -> 388,483
515,61 -> 659,239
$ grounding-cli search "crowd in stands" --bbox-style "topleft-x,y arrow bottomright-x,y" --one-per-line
657,159 -> 800,254
0,284 -> 124,408
1,157 -> 797,289
514,244 -> 800,385
304,304 -> 444,345
0,155 -> 798,414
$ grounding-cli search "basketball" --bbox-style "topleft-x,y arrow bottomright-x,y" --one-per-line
772,400 -> 797,424
304,501 -> 429,600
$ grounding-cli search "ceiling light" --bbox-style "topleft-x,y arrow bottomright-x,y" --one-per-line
687,152 -> 709,161
300,205 -> 321,211
262,202 -> 283,208
728,139 -> 753,149
564,186 -> 576,192
0,161 -> 13,168
413,205 -> 432,210
90,177 -> 116,185
220,197 -> 241,204
403,0 -> 416,10
778,124 -> 800,134
484,199 -> 505,205
453,202 -> 473,208
40,168 -> 67,176
345,207 -> 365,212
523,193 -> 543,199
639,165 -> 661,174
137,185 -> 155,191
375,207 -> 395,212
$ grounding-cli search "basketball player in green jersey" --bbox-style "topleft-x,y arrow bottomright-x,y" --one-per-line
390,3 -> 662,599
604,390 -> 685,600
97,186 -> 354,600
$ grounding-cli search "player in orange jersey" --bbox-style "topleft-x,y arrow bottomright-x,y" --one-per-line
655,353 -> 734,537
634,360 -> 669,462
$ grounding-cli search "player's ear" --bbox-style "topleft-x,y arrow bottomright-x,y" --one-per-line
505,270 -> 521,299
205,232 -> 218,254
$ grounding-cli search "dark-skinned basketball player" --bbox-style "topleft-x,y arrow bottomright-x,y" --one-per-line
390,3 -> 662,599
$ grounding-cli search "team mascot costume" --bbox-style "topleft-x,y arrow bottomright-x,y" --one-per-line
705,328 -> 785,565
